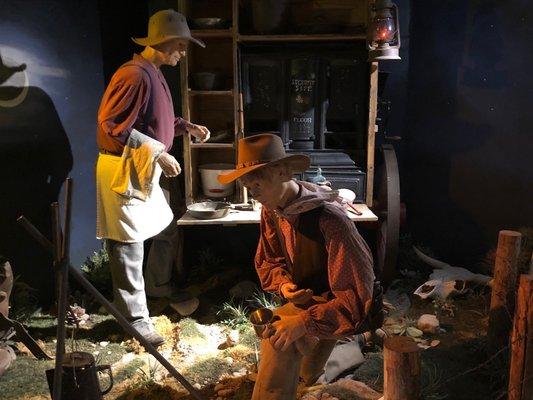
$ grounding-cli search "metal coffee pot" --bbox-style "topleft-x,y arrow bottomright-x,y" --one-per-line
46,351 -> 113,399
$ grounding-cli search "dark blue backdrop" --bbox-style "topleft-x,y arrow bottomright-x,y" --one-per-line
0,0 -> 104,302
0,0 -> 531,303
402,0 -> 533,264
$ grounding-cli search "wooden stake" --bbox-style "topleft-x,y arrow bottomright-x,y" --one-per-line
488,230 -> 522,353
384,336 -> 421,400
508,275 -> 533,400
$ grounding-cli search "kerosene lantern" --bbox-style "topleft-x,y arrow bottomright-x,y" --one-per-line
368,0 -> 401,61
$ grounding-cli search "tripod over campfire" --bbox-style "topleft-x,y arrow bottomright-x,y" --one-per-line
18,177 -> 206,400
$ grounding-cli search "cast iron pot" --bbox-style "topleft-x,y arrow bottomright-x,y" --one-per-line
187,201 -> 231,219
190,72 -> 223,90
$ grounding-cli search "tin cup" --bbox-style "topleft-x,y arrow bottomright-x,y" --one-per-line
249,308 -> 279,338
249,307 -> 318,355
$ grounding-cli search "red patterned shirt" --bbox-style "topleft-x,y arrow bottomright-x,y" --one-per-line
255,188 -> 375,338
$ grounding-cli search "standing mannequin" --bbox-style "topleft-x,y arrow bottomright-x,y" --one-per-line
96,10 -> 209,346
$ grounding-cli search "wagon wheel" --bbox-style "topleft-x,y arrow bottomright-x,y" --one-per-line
373,144 -> 400,289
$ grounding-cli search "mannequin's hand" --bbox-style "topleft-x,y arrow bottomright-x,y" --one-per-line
188,123 -> 210,142
280,283 -> 313,305
157,152 -> 181,177
268,314 -> 306,351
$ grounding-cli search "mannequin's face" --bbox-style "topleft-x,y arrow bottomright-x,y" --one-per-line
155,39 -> 189,66
239,163 -> 293,210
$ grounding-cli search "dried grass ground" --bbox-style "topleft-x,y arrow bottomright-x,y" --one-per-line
0,233 -> 520,399
0,287 -> 498,400
0,313 -> 260,400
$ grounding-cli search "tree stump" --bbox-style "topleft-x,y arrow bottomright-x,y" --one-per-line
488,230 -> 522,353
383,336 -> 421,400
508,274 -> 533,400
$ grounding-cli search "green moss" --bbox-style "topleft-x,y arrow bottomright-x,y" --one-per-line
178,318 -> 205,339
25,314 -> 57,330
0,356 -> 55,399
114,358 -> 146,384
183,356 -> 228,383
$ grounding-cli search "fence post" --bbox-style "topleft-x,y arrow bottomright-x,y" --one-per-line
488,230 -> 522,353
384,336 -> 421,400
508,274 -> 533,400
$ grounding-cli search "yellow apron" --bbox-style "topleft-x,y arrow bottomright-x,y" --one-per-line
96,153 -> 173,242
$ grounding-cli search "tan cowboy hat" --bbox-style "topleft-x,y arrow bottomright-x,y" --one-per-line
218,133 -> 310,184
132,9 -> 205,48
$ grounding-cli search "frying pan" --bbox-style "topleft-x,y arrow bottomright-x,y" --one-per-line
187,201 -> 231,220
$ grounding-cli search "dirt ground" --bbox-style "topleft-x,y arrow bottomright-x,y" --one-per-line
107,288 -> 500,400
0,237 -> 519,400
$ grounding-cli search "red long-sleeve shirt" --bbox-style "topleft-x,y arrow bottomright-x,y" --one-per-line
97,54 -> 187,154
255,196 -> 375,338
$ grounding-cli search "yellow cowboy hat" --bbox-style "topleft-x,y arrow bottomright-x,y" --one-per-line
132,9 -> 205,48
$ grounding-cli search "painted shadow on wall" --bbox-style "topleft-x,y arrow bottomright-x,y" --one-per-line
0,53 -> 72,304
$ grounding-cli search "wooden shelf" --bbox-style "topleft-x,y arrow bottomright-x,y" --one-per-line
180,0 -> 376,206
238,33 -> 366,42
188,90 -> 233,96
191,29 -> 233,38
190,142 -> 234,149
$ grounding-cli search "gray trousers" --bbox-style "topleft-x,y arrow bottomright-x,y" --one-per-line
105,219 -> 179,335
144,220 -> 181,298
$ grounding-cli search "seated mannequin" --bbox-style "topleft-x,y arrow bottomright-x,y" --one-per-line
217,134 -> 377,399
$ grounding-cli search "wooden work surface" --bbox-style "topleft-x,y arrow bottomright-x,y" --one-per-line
177,203 -> 378,227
